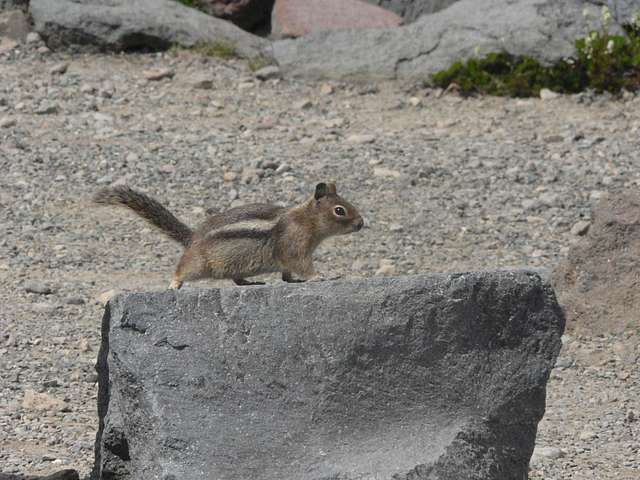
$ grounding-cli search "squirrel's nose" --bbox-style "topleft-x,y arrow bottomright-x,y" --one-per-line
354,218 -> 365,231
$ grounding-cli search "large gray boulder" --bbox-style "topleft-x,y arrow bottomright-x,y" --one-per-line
29,0 -> 270,58
93,271 -> 564,480
273,0 -> 616,80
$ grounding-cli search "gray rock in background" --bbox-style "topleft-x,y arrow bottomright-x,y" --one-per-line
195,0 -> 275,32
608,0 -> 640,22
273,0 -> 617,80
0,0 -> 28,12
29,0 -> 270,58
364,0 -> 461,22
93,271 -> 564,480
0,471 -> 80,480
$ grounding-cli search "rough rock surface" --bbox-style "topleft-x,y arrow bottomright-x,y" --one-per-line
29,0 -> 269,58
271,0 -> 403,39
552,192 -> 640,335
93,272 -> 563,480
273,0 -> 613,80
195,0 -> 275,32
364,0 -> 460,22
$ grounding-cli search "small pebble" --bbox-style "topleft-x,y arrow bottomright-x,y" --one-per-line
320,83 -> 334,95
26,32 -> 41,44
347,134 -> 375,144
24,281 -> 53,295
296,99 -> 313,110
97,289 -> 119,306
0,117 -> 16,128
540,88 -> 559,100
254,65 -> 281,81
570,220 -> 591,236
49,62 -> 69,75
143,68 -> 175,81
373,167 -> 401,178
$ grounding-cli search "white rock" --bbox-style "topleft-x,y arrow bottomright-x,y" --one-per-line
97,289 -> 119,306
79,338 -> 92,352
570,220 -> 591,236
49,62 -> 69,75
324,118 -> 345,129
540,88 -> 559,100
0,117 -> 16,128
254,65 -> 280,81
530,446 -> 565,465
375,259 -> 397,276
320,83 -> 334,95
80,83 -> 96,94
238,81 -> 254,91
223,171 -> 238,182
26,32 -> 42,44
579,430 -> 598,441
22,390 -> 67,413
143,68 -> 174,81
347,134 -> 375,144
373,167 -> 402,178
0,37 -> 18,52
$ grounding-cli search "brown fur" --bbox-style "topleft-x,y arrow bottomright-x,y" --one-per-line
94,183 -> 364,288
93,186 -> 192,247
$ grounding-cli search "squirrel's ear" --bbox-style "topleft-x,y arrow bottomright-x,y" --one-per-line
327,183 -> 337,195
315,182 -> 328,200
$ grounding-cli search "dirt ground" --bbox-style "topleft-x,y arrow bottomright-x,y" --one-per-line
0,43 -> 638,478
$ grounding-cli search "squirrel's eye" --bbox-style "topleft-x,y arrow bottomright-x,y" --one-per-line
334,206 -> 346,216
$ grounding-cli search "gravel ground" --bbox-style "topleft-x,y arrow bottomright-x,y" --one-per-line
0,39 -> 638,478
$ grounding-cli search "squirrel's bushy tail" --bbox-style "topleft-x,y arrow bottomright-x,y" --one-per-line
93,186 -> 193,247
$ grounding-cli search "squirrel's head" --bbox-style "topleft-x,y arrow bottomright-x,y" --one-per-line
312,182 -> 364,236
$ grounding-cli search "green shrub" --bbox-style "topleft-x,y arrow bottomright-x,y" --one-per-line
175,0 -> 200,8
431,7 -> 640,97
248,54 -> 275,72
192,41 -> 238,59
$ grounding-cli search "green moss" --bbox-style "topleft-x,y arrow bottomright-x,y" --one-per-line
248,54 -> 275,72
191,41 -> 239,59
431,17 -> 640,97
174,0 -> 200,8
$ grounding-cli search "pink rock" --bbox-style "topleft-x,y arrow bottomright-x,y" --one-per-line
272,0 -> 403,39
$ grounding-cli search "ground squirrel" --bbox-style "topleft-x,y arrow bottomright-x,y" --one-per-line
93,183 -> 364,289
